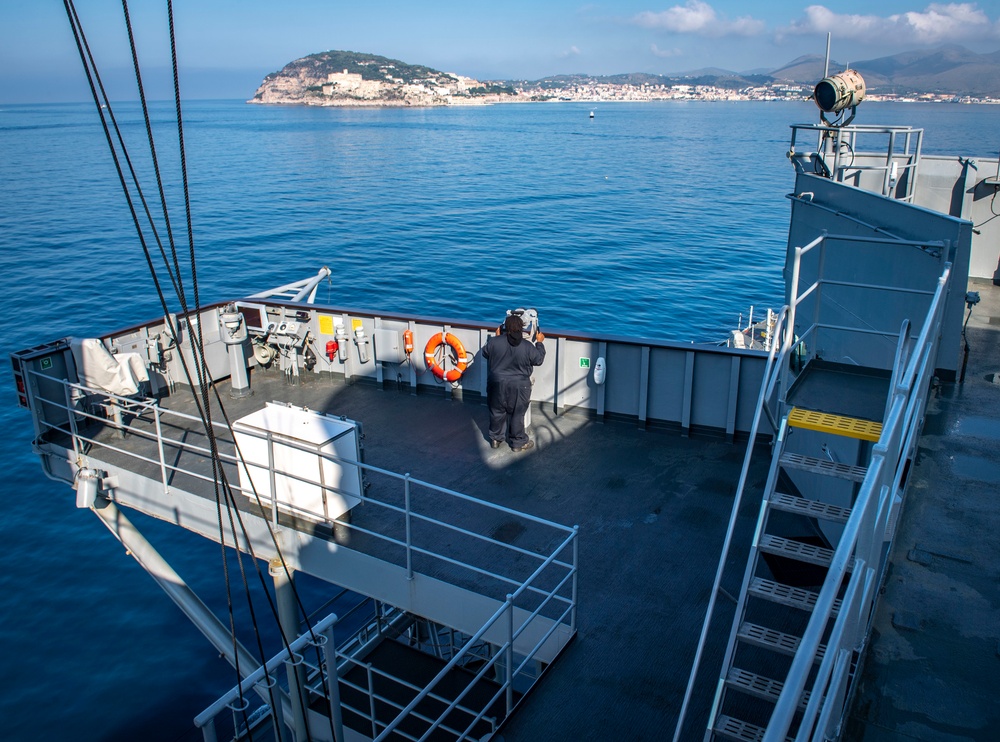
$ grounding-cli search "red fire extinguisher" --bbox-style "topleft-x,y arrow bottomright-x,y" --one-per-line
325,339 -> 338,361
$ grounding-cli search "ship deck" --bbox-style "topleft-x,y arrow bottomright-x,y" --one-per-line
846,276 -> 1000,742
70,348 -> 771,740
58,279 -> 1000,741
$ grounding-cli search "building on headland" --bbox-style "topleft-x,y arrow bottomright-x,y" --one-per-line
322,69 -> 383,99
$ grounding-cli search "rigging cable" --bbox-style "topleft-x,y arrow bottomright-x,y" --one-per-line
131,1 -> 328,733
64,2 -> 335,736
62,1 -> 259,732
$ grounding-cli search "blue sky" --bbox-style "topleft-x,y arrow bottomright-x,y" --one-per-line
2,1 -> 999,102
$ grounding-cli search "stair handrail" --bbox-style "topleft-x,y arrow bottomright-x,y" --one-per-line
671,304 -> 793,742
884,319 -> 912,421
765,263 -> 951,742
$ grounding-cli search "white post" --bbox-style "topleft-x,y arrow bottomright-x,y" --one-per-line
270,558 -> 309,742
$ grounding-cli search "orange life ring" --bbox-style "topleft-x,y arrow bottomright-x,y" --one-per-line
424,332 -> 469,382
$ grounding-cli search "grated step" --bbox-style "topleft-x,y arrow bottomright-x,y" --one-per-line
787,407 -> 883,442
780,452 -> 868,482
769,492 -> 852,523
748,577 -> 842,615
737,621 -> 827,662
759,534 -> 854,572
713,715 -> 794,742
726,667 -> 811,708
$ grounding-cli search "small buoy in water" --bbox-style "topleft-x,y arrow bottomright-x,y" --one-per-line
589,110 -> 594,118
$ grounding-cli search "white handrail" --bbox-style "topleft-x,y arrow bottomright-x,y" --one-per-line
32,375 -> 577,613
764,262 -> 951,741
671,306 -> 792,741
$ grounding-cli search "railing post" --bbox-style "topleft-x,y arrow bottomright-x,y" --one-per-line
154,405 -> 169,494
63,383 -> 81,459
571,526 -> 579,633
505,594 -> 515,715
404,473 -> 413,580
201,718 -> 218,742
320,625 -> 345,742
262,673 -> 289,742
367,663 -> 378,739
267,431 -> 278,527
814,237 -> 826,354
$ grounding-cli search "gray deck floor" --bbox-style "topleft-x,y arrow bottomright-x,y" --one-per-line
76,354 -> 770,740
69,277 -> 1000,741
845,277 -> 1000,742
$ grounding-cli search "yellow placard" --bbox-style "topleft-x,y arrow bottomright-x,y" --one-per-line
318,315 -> 334,335
351,318 -> 363,331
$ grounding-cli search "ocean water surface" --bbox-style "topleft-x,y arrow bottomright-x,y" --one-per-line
0,99 -> 995,740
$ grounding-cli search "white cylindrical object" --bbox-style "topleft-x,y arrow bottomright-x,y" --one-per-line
75,468 -> 101,509
594,357 -> 606,385
355,327 -> 370,364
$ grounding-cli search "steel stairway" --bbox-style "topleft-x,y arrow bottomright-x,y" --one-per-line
709,406 -> 882,741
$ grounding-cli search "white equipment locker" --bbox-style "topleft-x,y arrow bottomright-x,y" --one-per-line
233,402 -> 362,522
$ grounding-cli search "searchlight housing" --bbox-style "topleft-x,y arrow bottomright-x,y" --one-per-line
813,69 -> 865,126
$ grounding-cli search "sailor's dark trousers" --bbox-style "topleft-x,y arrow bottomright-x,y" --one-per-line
487,378 -> 531,447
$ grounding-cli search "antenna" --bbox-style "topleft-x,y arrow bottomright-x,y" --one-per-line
824,32 -> 831,79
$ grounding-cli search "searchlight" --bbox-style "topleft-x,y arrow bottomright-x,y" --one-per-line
813,69 -> 865,126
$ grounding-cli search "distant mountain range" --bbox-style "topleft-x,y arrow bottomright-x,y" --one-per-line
765,45 -> 1000,96
536,45 -> 1000,97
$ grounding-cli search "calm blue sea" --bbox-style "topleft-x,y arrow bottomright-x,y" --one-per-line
0,99 -> 996,740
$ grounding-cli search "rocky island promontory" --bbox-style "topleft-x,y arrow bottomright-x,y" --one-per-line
249,50 -> 511,107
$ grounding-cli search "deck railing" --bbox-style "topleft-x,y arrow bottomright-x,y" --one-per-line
766,261 -> 951,741
673,228 -> 952,740
788,123 -> 924,201
24,372 -> 579,741
35,380 -> 577,616
782,232 -> 945,383
671,304 -> 795,741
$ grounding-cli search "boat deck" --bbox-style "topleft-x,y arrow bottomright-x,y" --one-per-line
59,282 -> 1000,741
71,356 -> 770,739
846,276 -> 1000,742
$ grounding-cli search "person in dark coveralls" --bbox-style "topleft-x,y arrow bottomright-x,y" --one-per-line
482,314 -> 546,451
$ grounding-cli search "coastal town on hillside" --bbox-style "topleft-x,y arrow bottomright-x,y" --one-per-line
250,51 -> 1000,108
499,79 -> 1000,105
256,68 -> 1000,108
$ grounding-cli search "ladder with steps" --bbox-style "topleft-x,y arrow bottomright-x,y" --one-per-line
707,406 -> 881,742
672,257 -> 952,742
671,244 -> 951,742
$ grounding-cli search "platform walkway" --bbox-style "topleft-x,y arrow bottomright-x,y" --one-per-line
846,277 -> 1000,742
70,357 -> 769,740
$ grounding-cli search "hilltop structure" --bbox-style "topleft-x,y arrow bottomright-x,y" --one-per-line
250,50 -> 509,107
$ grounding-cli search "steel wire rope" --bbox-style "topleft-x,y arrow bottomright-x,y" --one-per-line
132,1 -> 331,733
61,2 -> 258,734
120,0 -> 187,303
64,3 -> 329,735
165,2 -> 344,727
159,0 -> 339,729
67,8 -> 185,304
118,1 -> 278,729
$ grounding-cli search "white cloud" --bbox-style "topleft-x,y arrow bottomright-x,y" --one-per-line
633,1 -> 764,37
651,44 -> 683,58
783,3 -> 1000,44
558,45 -> 582,58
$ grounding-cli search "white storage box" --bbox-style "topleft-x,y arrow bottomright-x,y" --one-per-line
233,402 -> 362,521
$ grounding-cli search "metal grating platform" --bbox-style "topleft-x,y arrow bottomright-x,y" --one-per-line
787,407 -> 883,442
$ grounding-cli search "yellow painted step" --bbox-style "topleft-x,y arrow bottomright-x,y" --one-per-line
788,407 -> 882,442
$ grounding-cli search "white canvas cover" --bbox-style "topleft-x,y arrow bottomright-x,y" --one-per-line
69,337 -> 149,396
